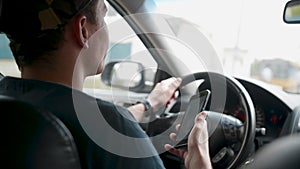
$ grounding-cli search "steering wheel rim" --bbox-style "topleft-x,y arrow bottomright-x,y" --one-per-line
180,71 -> 256,169
146,71 -> 255,169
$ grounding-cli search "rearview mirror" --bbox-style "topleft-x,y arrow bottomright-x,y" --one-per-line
284,0 -> 300,23
101,61 -> 145,91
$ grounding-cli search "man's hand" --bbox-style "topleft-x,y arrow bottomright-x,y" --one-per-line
128,77 -> 181,122
164,112 -> 213,169
147,77 -> 182,112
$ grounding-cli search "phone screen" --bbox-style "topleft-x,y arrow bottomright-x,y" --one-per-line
174,89 -> 211,149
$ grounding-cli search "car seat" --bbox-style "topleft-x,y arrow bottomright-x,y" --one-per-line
0,95 -> 82,169
240,133 -> 300,169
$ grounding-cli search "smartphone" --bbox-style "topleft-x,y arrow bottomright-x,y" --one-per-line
174,89 -> 211,149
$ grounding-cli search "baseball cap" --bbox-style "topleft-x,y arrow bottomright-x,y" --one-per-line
0,0 -> 92,42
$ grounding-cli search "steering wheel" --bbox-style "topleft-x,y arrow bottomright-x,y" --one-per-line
147,72 -> 256,169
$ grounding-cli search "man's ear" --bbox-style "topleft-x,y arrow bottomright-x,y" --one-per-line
72,15 -> 89,48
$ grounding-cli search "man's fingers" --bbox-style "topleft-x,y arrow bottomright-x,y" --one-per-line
173,90 -> 179,99
161,77 -> 182,90
170,132 -> 176,141
194,112 -> 208,127
164,144 -> 185,158
176,124 -> 181,131
164,144 -> 173,151
188,111 -> 209,145
172,77 -> 182,88
148,77 -> 182,111
166,90 -> 180,106
163,77 -> 182,85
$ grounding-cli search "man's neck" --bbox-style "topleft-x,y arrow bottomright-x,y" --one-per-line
21,62 -> 85,91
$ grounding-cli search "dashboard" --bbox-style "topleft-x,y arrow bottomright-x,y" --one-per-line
236,78 -> 292,149
147,75 -> 299,169
149,76 -> 295,148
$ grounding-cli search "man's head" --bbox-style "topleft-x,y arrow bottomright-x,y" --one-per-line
0,0 -> 108,76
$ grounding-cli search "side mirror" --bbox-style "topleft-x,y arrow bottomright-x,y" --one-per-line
284,0 -> 300,23
101,61 -> 145,92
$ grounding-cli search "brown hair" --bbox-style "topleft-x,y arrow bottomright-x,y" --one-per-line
7,0 -> 99,69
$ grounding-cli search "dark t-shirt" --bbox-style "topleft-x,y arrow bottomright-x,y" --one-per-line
0,76 -> 165,169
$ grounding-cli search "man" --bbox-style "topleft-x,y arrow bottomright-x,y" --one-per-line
0,0 -> 212,168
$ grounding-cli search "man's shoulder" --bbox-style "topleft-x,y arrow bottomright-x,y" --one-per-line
0,76 -> 94,98
0,76 -> 72,93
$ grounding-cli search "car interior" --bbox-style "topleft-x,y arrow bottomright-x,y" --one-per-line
0,0 -> 300,169
0,96 -> 82,169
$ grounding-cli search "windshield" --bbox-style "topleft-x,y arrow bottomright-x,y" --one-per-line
152,0 -> 300,94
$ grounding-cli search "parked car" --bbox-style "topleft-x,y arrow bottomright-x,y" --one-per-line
1,0 -> 300,169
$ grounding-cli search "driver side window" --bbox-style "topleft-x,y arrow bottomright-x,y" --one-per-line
83,3 -> 158,105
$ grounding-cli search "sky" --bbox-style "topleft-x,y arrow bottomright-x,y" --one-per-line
153,0 -> 300,77
155,0 -> 300,63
